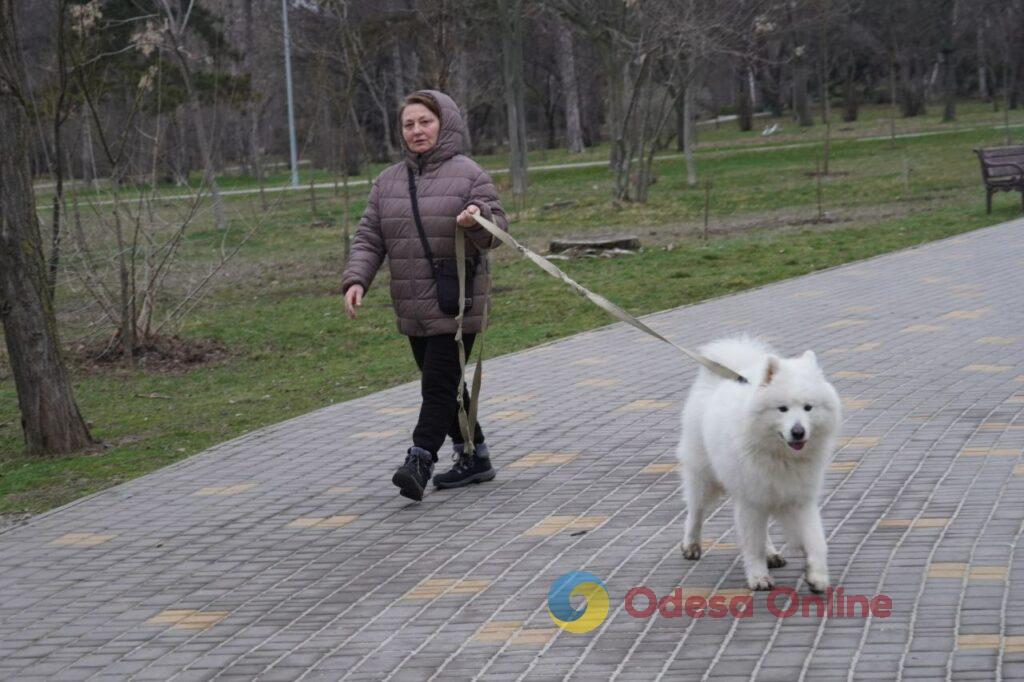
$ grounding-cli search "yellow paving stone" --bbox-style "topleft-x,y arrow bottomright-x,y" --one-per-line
842,398 -> 873,410
823,319 -> 870,329
829,461 -> 858,472
969,566 -> 1007,581
941,308 -> 991,320
375,407 -> 418,415
194,483 -> 257,496
642,462 -> 679,474
450,579 -> 492,595
509,628 -> 558,646
1007,636 -> 1024,653
287,515 -> 358,529
1007,395 -> 1024,404
976,336 -> 1018,345
901,324 -> 945,333
678,586 -> 712,597
352,430 -> 399,439
927,563 -> 967,578
957,634 -> 1002,650
52,533 -> 117,548
403,579 -> 456,599
523,515 -> 608,536
490,410 -> 535,422
789,291 -> 826,299
327,486 -> 357,494
1016,375 -> 1024,382
960,447 -> 1020,457
319,515 -> 359,528
838,436 -> 880,449
962,364 -> 1012,373
146,609 -> 229,630
618,399 -> 674,411
853,342 -> 882,351
483,394 -> 536,405
571,357 -> 609,366
878,518 -> 948,529
699,538 -> 737,551
576,378 -> 622,388
507,452 -> 579,469
833,371 -> 876,379
713,589 -> 753,599
979,423 -> 1024,431
845,305 -> 878,313
403,578 -> 490,600
921,276 -> 951,284
472,621 -> 522,643
1015,464 -> 1024,476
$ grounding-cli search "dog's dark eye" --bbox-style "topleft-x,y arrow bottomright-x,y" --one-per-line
778,406 -> 788,413
804,404 -> 813,411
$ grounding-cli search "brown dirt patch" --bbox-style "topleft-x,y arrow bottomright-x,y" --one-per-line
71,333 -> 231,375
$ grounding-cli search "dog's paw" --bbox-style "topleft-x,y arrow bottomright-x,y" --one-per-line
748,575 -> 774,591
681,542 -> 702,560
767,553 -> 787,569
805,571 -> 830,594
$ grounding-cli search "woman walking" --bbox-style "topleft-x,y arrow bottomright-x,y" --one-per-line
341,90 -> 508,501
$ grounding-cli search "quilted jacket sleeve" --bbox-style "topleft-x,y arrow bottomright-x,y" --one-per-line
341,181 -> 386,294
464,169 -> 508,250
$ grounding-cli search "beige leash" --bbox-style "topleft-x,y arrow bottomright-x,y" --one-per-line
450,214 -> 748,454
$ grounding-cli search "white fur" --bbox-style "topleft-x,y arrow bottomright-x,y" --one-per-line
676,335 -> 842,592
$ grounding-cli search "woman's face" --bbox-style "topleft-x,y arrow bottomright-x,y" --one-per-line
402,103 -> 440,154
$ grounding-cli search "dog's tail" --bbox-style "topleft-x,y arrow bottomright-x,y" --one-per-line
696,335 -> 773,386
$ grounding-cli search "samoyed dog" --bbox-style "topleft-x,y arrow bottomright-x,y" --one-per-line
676,336 -> 842,592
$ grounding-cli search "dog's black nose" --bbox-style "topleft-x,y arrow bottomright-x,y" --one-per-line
791,424 -> 806,441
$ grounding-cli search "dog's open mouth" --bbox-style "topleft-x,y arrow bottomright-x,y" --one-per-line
780,432 -> 807,451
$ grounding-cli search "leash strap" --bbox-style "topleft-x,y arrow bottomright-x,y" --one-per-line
468,213 -> 748,384
454,227 -> 485,456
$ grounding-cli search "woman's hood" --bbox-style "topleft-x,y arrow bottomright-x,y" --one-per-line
403,90 -> 469,170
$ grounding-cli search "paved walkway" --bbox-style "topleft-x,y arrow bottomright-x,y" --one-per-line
2,219 -> 1023,681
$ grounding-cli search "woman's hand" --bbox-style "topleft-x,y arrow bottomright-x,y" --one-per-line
344,285 -> 364,319
456,204 -> 481,228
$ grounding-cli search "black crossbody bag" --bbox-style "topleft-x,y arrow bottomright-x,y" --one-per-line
406,166 -> 478,316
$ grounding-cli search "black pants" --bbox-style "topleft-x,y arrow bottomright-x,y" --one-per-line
409,333 -> 485,457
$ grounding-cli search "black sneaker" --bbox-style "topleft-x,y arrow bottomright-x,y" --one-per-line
433,445 -> 496,489
392,447 -> 435,501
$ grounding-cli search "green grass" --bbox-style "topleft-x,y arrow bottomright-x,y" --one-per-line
3,101 -> 1023,517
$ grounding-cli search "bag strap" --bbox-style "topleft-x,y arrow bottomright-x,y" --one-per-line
406,166 -> 435,263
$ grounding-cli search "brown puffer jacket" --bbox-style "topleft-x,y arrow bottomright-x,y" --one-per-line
341,90 -> 508,336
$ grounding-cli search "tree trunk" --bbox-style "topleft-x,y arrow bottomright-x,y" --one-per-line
0,1 -> 95,455
554,16 -> 585,153
500,0 -> 528,202
683,80 -> 698,187
842,61 -> 859,122
243,0 -> 262,182
794,59 -> 813,126
942,48 -> 957,122
736,66 -> 753,131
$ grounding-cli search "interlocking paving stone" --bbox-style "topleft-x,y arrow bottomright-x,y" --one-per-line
2,221 -> 1024,679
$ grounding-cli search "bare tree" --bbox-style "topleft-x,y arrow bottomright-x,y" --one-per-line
500,0 -> 528,206
554,14 -> 585,153
1,0 -> 95,455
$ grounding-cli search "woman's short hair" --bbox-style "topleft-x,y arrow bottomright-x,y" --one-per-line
400,92 -> 441,122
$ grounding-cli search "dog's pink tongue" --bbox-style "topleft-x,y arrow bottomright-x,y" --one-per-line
789,441 -> 806,451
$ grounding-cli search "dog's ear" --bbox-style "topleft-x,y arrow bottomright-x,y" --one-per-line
801,350 -> 818,366
761,356 -> 780,386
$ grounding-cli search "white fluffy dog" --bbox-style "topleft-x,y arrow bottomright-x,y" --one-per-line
676,336 -> 842,592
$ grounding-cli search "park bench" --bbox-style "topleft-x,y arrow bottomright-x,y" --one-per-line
974,145 -> 1024,213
